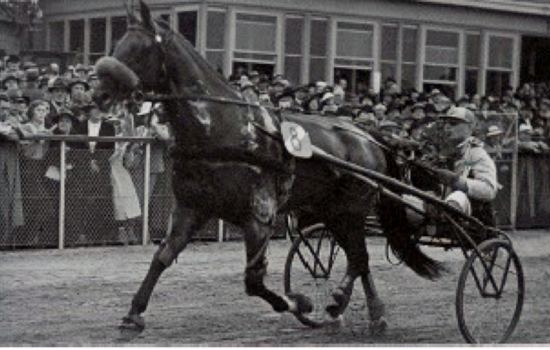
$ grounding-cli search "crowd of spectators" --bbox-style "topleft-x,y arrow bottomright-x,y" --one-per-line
1,52 -> 550,247
0,54 -> 171,247
229,70 -> 550,157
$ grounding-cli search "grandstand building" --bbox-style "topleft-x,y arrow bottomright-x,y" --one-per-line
9,0 -> 550,97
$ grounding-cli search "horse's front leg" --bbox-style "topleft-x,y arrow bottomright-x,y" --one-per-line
120,203 -> 208,332
243,186 -> 312,316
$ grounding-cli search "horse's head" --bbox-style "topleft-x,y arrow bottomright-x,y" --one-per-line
93,0 -> 171,110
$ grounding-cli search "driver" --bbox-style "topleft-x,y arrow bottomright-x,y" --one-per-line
433,106 -> 498,224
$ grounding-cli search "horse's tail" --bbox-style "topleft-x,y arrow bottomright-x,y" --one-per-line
376,145 -> 447,280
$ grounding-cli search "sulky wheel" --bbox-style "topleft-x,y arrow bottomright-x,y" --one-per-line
284,223 -> 354,328
456,238 -> 525,344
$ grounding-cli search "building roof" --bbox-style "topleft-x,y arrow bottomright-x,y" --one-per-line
416,0 -> 550,16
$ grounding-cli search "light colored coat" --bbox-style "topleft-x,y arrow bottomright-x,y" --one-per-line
453,137 -> 498,202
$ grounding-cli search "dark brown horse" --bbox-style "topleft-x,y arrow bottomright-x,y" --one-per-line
95,0 -> 444,335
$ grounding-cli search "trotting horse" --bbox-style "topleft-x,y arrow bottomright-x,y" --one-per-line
94,0 -> 445,334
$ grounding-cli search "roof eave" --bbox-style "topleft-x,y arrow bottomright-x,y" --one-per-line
415,0 -> 550,16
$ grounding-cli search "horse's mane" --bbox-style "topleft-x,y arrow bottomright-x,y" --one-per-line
155,19 -> 241,100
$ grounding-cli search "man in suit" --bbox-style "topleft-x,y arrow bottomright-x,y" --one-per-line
72,101 -> 117,245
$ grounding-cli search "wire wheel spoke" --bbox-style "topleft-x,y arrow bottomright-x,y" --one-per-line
456,239 -> 524,344
284,223 -> 366,328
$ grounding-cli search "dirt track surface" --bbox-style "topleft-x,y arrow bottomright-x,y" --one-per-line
1,230 -> 550,346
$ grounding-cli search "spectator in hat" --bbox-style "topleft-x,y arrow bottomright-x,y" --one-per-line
411,102 -> 425,121
293,86 -> 309,109
47,77 -> 70,116
40,108 -> 81,245
379,119 -> 402,137
72,99 -> 116,245
0,93 -> 24,244
303,92 -> 322,114
432,93 -> 452,114
2,74 -> 20,93
240,80 -> 259,104
88,73 -> 100,91
373,103 -> 387,121
270,78 -> 289,101
3,55 -> 24,80
320,92 -> 339,116
484,125 -> 508,159
74,64 -> 89,81
109,107 -> 142,245
257,75 -> 270,94
333,78 -> 347,106
68,78 -> 92,109
249,71 -> 260,86
518,105 -> 535,129
22,66 -> 44,102
126,102 -> 172,244
517,123 -> 547,153
276,87 -> 301,112
258,91 -> 274,108
354,106 -> 378,129
12,96 -> 30,123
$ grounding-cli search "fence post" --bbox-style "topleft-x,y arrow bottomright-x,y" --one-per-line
142,142 -> 151,245
58,141 -> 66,250
218,220 -> 225,242
510,114 -> 519,231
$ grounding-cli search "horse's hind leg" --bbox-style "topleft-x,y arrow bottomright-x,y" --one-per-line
120,203 -> 208,332
325,214 -> 386,331
361,272 -> 387,333
324,214 -> 365,318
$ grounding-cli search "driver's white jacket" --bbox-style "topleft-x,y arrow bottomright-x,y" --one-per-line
452,137 -> 498,202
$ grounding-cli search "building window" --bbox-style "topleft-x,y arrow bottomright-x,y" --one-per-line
401,26 -> 417,91
423,28 -> 459,96
284,15 -> 303,86
90,18 -> 106,64
309,18 -> 328,83
111,16 -> 127,53
233,12 -> 278,77
178,11 -> 198,47
334,20 -> 373,94
70,19 -> 84,62
49,21 -> 65,52
206,9 -> 226,75
381,23 -> 398,86
465,32 -> 480,97
486,35 -> 514,96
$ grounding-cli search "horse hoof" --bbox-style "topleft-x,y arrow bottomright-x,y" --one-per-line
369,317 -> 388,335
120,314 -> 145,333
287,293 -> 313,314
331,288 -> 349,305
325,304 -> 340,319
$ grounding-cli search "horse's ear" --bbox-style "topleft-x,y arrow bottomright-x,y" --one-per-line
121,0 -> 137,26
139,0 -> 155,33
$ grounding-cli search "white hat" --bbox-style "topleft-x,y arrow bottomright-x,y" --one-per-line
373,103 -> 387,112
321,92 -> 334,102
441,106 -> 475,124
316,81 -> 328,89
519,123 -> 533,134
137,101 -> 152,116
486,125 -> 503,137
